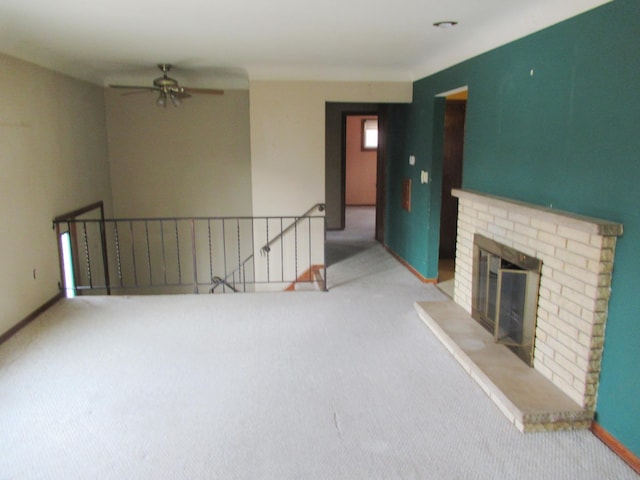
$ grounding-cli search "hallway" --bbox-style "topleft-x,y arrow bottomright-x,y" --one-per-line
325,206 -> 377,267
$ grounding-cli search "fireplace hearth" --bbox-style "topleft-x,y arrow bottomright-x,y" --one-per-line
417,189 -> 623,431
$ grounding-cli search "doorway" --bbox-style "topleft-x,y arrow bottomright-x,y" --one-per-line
324,103 -> 385,240
437,90 -> 467,296
344,113 -> 378,240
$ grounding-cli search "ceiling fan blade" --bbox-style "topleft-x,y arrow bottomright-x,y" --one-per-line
173,91 -> 192,99
109,84 -> 160,96
109,84 -> 156,90
120,89 -> 157,96
182,87 -> 224,96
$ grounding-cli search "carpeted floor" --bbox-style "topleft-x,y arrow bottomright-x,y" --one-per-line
0,208 -> 636,479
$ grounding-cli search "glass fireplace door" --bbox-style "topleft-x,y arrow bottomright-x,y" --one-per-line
472,234 -> 541,367
475,250 -> 501,332
496,269 -> 527,345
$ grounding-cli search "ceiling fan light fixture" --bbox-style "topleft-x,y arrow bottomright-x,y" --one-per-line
156,92 -> 167,107
111,64 -> 224,107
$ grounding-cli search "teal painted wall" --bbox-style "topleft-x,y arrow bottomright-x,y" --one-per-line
386,0 -> 640,456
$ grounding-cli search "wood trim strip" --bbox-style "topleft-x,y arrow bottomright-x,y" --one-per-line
0,293 -> 63,346
53,200 -> 104,222
383,245 -> 437,284
591,421 -> 640,474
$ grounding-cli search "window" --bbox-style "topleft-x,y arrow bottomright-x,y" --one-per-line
362,118 -> 378,150
60,231 -> 76,298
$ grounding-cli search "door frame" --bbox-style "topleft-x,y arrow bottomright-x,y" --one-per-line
341,110 -> 380,228
325,102 -> 382,232
434,86 -> 468,275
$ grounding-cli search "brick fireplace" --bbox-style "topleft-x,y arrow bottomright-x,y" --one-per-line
451,189 -> 622,414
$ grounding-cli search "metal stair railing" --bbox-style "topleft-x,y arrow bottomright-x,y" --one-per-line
260,203 -> 325,255
210,203 -> 326,293
53,203 -> 326,296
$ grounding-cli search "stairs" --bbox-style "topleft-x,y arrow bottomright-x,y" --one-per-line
285,264 -> 326,291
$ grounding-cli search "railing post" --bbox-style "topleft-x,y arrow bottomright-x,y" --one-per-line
130,220 -> 138,287
264,218 -> 269,283
280,217 -> 284,282
308,216 -> 312,283
323,216 -> 328,291
294,218 -> 298,282
114,221 -> 123,287
160,220 -> 167,285
99,203 -> 111,295
236,219 -> 242,291
222,219 -> 228,292
191,218 -> 198,294
145,220 -> 152,287
207,219 -> 214,284
174,220 -> 181,285
82,221 -> 93,290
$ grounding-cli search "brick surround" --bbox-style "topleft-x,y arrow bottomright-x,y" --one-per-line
452,189 -> 622,411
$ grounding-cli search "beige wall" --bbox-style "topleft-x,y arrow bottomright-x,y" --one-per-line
345,115 -> 377,205
0,74 -> 410,334
249,81 -> 412,217
0,53 -> 112,336
105,89 -> 252,218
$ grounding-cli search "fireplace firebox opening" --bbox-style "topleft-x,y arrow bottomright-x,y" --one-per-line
471,234 -> 542,366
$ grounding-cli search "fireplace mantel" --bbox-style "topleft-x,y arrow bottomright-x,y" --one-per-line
452,189 -> 623,236
422,189 -> 622,431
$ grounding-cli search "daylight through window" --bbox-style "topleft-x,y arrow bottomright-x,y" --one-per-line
362,118 -> 378,150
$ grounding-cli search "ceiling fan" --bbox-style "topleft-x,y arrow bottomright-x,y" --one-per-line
109,64 -> 224,107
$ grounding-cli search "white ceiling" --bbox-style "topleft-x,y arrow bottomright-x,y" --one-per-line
0,0 -> 610,89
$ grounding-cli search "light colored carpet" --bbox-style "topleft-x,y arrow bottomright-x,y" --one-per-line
0,208 -> 636,479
